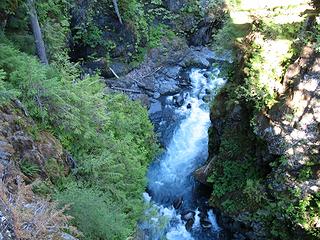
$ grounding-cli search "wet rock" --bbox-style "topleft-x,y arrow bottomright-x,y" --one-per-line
153,92 -> 161,99
233,233 -> 246,240
179,71 -> 192,86
200,217 -> 212,229
194,157 -> 215,185
173,94 -> 185,107
149,101 -> 162,115
157,77 -> 181,96
162,66 -> 182,79
190,25 -> 213,46
173,197 -> 183,209
202,95 -> 211,103
199,47 -> 217,61
185,218 -> 194,231
180,51 -> 210,68
108,61 -> 132,77
199,210 -> 208,219
187,103 -> 192,109
181,210 -> 196,221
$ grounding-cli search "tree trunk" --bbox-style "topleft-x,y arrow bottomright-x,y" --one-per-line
27,0 -> 48,65
112,0 -> 123,24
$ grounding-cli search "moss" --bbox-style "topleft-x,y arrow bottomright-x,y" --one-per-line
207,1 -> 318,238
44,158 -> 66,184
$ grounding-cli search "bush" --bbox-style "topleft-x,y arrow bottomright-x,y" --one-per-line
56,187 -> 130,240
0,39 -> 158,238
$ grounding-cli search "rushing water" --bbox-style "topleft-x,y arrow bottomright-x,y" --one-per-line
141,67 -> 226,240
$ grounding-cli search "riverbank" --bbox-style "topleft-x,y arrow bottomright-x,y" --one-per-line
197,1 -> 320,239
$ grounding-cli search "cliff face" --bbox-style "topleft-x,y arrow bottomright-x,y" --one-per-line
0,104 -> 76,239
201,2 -> 320,239
205,44 -> 319,240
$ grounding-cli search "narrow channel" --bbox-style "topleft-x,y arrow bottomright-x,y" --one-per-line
140,66 -> 226,240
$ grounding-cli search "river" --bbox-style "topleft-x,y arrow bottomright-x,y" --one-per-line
140,66 -> 226,240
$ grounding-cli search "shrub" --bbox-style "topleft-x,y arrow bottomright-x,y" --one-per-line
0,38 -> 158,238
0,176 -> 74,239
56,187 -> 130,240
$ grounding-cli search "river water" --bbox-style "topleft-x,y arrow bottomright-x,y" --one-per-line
140,67 -> 226,240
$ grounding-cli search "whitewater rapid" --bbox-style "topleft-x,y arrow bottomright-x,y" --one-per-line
141,68 -> 226,240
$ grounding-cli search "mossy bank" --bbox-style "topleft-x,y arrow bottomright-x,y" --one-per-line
198,1 -> 320,239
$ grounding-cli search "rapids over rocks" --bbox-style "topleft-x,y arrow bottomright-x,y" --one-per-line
140,68 -> 227,240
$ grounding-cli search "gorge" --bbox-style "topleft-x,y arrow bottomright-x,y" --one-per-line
0,0 -> 319,240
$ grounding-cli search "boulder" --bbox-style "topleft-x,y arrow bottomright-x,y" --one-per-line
180,52 -> 210,68
194,157 -> 215,185
162,66 -> 182,79
173,197 -> 183,209
181,210 -> 196,221
153,92 -> 161,99
185,218 -> 194,232
108,61 -> 132,77
173,94 -> 185,107
157,77 -> 181,96
200,217 -> 212,229
149,101 -> 162,115
202,95 -> 211,103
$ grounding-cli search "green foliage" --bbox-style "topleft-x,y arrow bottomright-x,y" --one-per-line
212,17 -> 250,53
313,22 -> 320,53
235,44 -> 277,111
207,1 -> 319,237
36,0 -> 71,61
32,180 -> 54,196
7,33 -> 35,55
148,24 -> 176,49
244,179 -> 265,204
208,128 -> 263,214
20,160 -> 40,177
0,0 -> 24,14
121,0 -> 149,48
0,39 -> 158,239
74,24 -> 103,48
259,21 -> 302,41
56,187 -> 130,240
0,68 -> 20,104
44,158 -> 65,183
221,199 -> 239,213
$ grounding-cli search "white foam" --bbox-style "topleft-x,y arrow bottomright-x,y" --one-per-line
142,68 -> 226,239
208,210 -> 221,232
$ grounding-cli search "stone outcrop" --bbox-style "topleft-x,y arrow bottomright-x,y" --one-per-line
255,45 -> 320,202
106,41 -> 220,145
198,44 -> 320,239
0,104 -> 77,239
